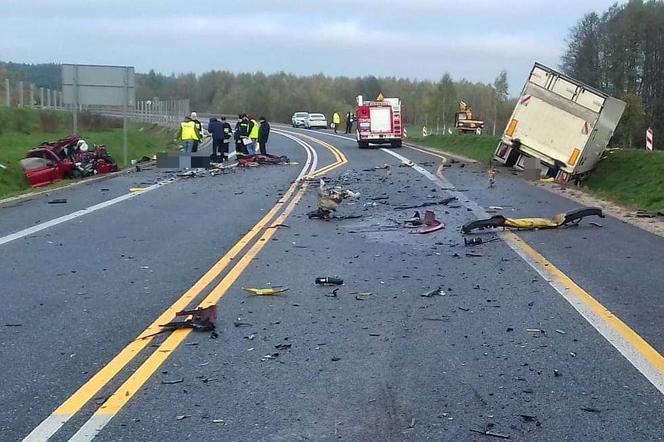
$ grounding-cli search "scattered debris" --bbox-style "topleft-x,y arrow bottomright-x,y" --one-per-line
465,252 -> 483,257
421,286 -> 446,298
5,323 -> 22,327
326,288 -> 339,298
161,305 -> 217,332
331,357 -> 341,362
238,153 -> 290,167
275,343 -> 292,350
233,321 -> 253,328
399,160 -> 415,167
519,414 -> 539,423
470,428 -> 510,439
555,329 -> 567,335
176,415 -> 190,421
409,210 -> 444,234
212,419 -> 225,424
308,179 -> 361,219
589,222 -> 603,228
48,199 -> 67,204
161,378 -> 184,385
527,328 -> 545,334
393,197 -> 457,211
464,237 -> 499,247
242,287 -> 288,296
458,307 -> 470,312
462,207 -> 604,233
315,277 -> 344,285
581,407 -> 602,413
554,369 -> 561,377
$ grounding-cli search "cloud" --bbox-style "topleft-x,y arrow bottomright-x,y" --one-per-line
0,0 -> 622,92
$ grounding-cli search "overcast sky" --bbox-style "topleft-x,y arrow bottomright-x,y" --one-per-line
2,0 -> 620,93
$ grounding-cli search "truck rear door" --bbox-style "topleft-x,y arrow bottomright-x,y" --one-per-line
370,107 -> 392,133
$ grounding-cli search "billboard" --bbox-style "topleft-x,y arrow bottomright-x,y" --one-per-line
62,64 -> 135,107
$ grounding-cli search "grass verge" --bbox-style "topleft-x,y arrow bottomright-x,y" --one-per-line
409,134 -> 498,163
0,108 -> 178,199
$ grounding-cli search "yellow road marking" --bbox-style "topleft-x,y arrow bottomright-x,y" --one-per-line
52,182 -> 299,416
294,133 -> 347,177
504,231 -> 664,386
95,182 -> 309,416
74,131 -> 349,431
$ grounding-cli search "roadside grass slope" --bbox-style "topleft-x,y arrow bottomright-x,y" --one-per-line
0,108 -> 178,199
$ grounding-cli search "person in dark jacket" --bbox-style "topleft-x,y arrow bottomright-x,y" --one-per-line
190,112 -> 203,152
208,117 -> 224,161
345,112 -> 354,134
220,116 -> 233,162
258,116 -> 270,155
234,114 -> 248,156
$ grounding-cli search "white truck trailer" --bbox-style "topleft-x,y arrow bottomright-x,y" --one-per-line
494,63 -> 626,183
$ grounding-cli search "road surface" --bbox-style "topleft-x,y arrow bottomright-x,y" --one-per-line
2,127 -> 664,441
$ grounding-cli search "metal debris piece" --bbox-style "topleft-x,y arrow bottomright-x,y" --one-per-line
176,415 -> 190,421
48,199 -> 67,204
470,428 -> 510,439
233,321 -> 253,328
308,179 -> 360,219
464,237 -> 500,247
393,197 -> 457,211
242,287 -> 288,296
315,277 -> 343,285
581,407 -> 602,413
275,343 -> 292,350
161,378 -> 184,385
410,210 -> 444,234
421,287 -> 446,298
555,329 -> 567,334
161,305 -> 217,332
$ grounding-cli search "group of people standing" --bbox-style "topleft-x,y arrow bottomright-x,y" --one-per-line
233,114 -> 270,158
179,112 -> 270,162
331,111 -> 355,134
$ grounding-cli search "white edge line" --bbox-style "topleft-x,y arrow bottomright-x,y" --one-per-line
385,147 -> 664,396
0,181 -> 171,247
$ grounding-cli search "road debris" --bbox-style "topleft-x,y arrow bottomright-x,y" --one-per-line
470,428 -> 510,439
308,179 -> 361,219
233,321 -> 253,328
161,305 -> 217,332
161,378 -> 184,385
212,419 -> 225,424
275,343 -> 292,350
176,415 -> 190,421
465,252 -> 483,257
129,187 -> 147,192
48,198 -> 67,204
242,287 -> 288,296
409,210 -> 444,234
581,407 -> 602,413
315,277 -> 344,285
464,237 -> 500,247
555,329 -> 567,334
421,286 -> 446,298
462,207 -> 604,233
393,197 -> 457,211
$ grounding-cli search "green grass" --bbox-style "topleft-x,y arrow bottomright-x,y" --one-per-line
0,108 -> 178,199
410,134 -> 499,163
584,149 -> 664,213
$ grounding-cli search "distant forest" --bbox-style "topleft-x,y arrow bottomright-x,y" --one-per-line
3,0 -> 660,147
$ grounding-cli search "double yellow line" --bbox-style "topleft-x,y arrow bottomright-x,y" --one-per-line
296,133 -> 347,178
24,133 -> 348,441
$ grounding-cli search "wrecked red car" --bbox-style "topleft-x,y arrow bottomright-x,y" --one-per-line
20,135 -> 118,187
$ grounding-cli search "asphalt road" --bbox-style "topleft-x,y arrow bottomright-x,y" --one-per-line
2,128 -> 664,441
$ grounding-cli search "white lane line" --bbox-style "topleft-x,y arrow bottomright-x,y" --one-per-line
380,148 -> 456,191
384,148 -> 664,397
0,180 -> 173,247
272,130 -> 318,180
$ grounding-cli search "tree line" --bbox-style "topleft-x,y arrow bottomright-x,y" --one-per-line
563,0 -> 664,147
136,69 -> 515,134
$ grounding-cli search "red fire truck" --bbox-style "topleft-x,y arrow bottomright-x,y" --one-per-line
355,95 -> 403,148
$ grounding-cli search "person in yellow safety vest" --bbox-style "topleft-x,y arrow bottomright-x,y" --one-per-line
248,116 -> 259,156
178,116 -> 197,154
332,112 -> 341,134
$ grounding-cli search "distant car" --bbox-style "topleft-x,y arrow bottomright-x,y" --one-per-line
291,112 -> 309,127
305,113 -> 328,129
